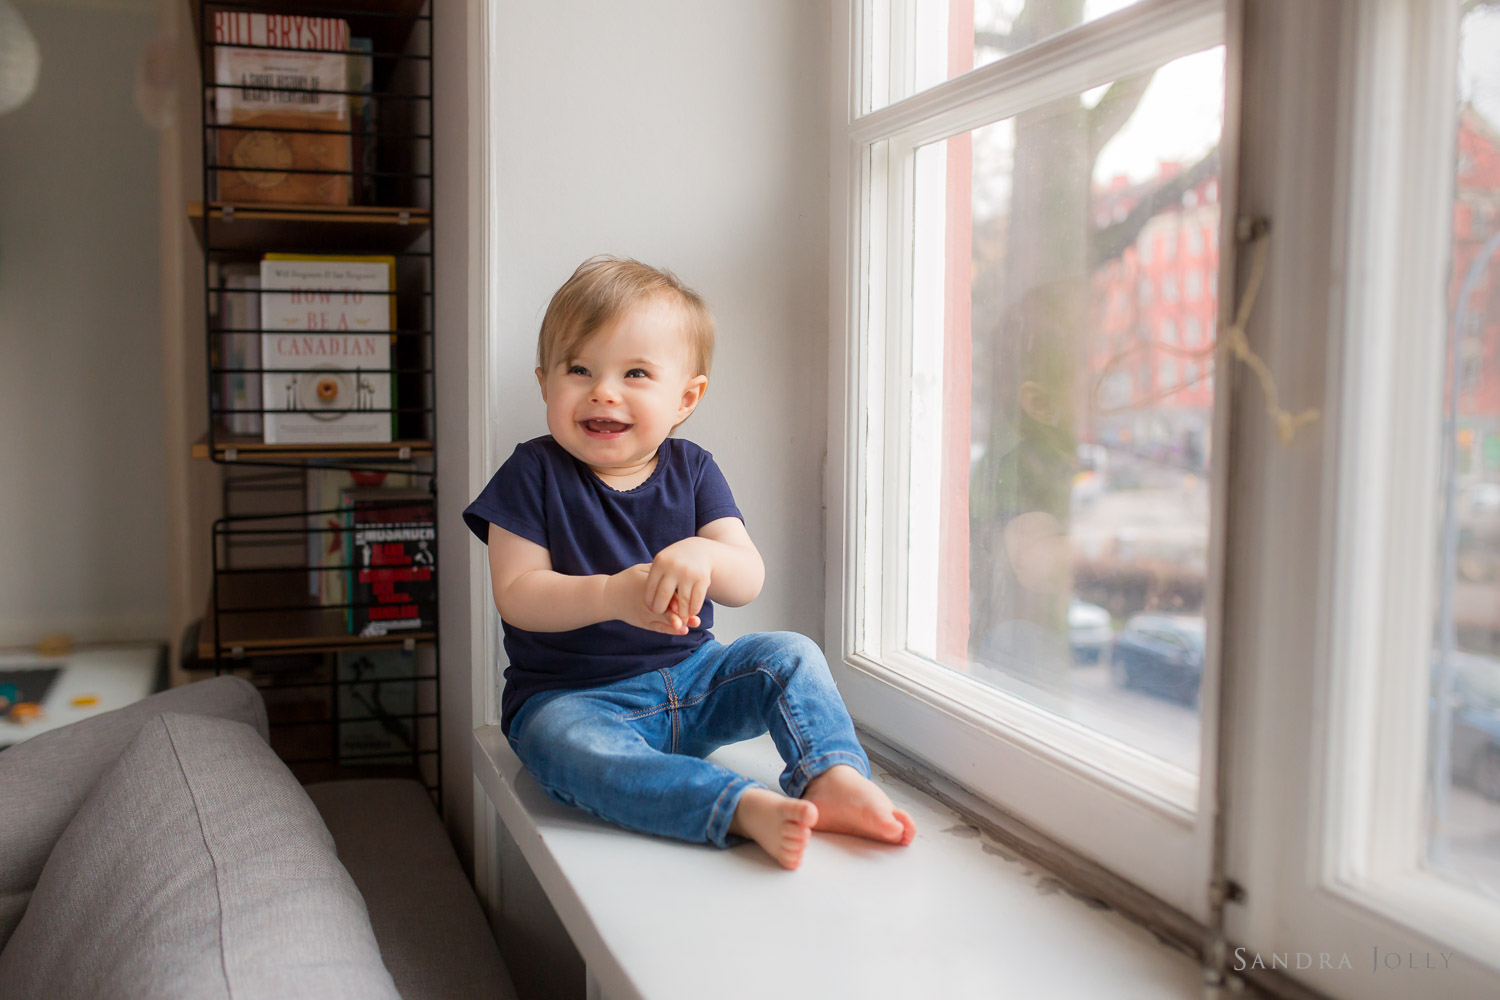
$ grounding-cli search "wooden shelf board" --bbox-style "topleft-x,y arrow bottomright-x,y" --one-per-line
188,202 -> 431,254
193,432 -> 433,461
198,570 -> 433,659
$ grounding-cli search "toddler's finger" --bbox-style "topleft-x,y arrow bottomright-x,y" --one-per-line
688,579 -> 709,620
653,574 -> 679,615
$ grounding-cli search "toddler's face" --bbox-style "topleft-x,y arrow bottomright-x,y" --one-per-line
536,296 -> 707,478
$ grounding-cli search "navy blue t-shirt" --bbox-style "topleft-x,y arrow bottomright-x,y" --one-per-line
462,435 -> 743,734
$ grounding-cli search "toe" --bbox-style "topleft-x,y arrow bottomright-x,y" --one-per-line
894,809 -> 916,846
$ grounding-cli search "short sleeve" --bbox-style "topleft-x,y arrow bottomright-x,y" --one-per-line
694,450 -> 744,531
462,442 -> 550,548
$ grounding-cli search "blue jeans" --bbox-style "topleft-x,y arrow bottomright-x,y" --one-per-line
506,631 -> 870,848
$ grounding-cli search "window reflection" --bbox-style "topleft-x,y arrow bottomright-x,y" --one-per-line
1427,3 -> 1500,899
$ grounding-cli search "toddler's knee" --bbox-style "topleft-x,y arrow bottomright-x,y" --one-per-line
514,694 -> 581,759
755,631 -> 829,683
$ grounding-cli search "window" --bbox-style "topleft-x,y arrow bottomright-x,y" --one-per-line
869,0 -> 1152,112
1185,314 -> 1202,345
1186,269 -> 1202,300
832,0 -> 1227,917
1162,316 -> 1178,343
1227,3 -> 1500,994
1163,273 -> 1179,301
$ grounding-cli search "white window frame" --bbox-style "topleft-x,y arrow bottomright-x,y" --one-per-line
827,0 -> 1231,922
1226,1 -> 1500,995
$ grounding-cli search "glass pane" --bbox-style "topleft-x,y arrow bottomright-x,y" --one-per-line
1427,3 -> 1500,897
903,46 -> 1225,778
870,0 -> 1147,112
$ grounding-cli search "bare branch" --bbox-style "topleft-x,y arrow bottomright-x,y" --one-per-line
1087,74 -> 1152,164
1090,145 -> 1221,268
975,30 -> 1012,51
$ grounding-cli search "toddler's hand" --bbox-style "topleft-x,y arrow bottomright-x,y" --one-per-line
645,539 -> 714,621
606,564 -> 701,635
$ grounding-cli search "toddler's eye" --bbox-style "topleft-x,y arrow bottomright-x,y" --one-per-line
625,368 -> 649,379
568,365 -> 589,376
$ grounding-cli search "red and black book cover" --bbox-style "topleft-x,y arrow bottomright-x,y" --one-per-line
343,488 -> 435,637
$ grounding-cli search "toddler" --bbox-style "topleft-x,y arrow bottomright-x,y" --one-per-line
462,256 -> 916,868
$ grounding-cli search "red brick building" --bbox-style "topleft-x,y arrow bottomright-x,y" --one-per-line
1452,104 -> 1500,478
1086,165 -> 1221,468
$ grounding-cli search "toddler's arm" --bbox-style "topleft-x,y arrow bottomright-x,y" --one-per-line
645,516 -> 765,619
487,523 -> 693,634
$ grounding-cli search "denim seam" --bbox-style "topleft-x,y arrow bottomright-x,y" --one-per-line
619,665 -> 764,721
776,694 -> 810,759
619,700 -> 674,722
705,776 -> 747,846
660,668 -> 681,755
788,749 -> 868,797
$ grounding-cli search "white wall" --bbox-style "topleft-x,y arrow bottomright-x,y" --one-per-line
484,1 -> 832,646
0,1 -> 167,646
453,5 -> 831,995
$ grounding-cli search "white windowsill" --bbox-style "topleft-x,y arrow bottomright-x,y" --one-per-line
472,726 -> 1204,1000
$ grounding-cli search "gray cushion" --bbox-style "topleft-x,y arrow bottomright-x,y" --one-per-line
309,779 -> 518,1000
0,712 -> 401,1000
0,676 -> 267,947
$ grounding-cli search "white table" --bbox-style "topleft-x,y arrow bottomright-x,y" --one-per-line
473,726 -> 1203,1000
0,643 -> 164,747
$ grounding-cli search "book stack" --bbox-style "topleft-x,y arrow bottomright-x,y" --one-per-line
211,12 -> 356,206
305,469 -> 412,604
259,254 -> 396,445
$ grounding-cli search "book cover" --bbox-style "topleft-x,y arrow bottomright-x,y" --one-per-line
343,487 -> 436,638
305,469 -> 411,601
336,648 -> 417,763
212,12 -> 351,206
260,254 -> 395,444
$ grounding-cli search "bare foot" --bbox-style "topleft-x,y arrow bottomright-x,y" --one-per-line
729,787 -> 818,869
801,765 -> 916,846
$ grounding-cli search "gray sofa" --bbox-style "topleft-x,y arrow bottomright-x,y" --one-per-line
0,676 -> 517,1000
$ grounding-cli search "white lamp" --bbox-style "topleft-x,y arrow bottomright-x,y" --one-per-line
0,0 -> 41,117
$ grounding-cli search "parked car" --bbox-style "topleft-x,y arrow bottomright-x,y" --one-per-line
1449,649 -> 1500,801
1107,614 -> 1205,707
1457,481 -> 1500,582
1068,600 -> 1114,664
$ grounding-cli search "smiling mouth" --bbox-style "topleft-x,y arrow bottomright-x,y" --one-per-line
582,419 -> 631,437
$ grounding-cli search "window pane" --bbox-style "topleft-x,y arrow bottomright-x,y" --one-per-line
870,0 -> 1147,112
1428,3 -> 1500,898
903,46 -> 1225,777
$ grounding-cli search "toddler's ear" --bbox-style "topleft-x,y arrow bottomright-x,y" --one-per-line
679,375 -> 708,418
535,367 -> 547,401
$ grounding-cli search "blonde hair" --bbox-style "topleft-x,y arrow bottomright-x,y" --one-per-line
536,255 -> 715,378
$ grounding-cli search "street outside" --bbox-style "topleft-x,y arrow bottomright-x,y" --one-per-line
960,442 -> 1500,900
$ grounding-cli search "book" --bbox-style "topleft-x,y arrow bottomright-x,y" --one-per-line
259,254 -> 396,444
342,488 -> 436,638
336,648 -> 417,763
305,469 -> 411,601
348,37 -> 377,205
217,263 -> 262,436
212,12 -> 352,206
